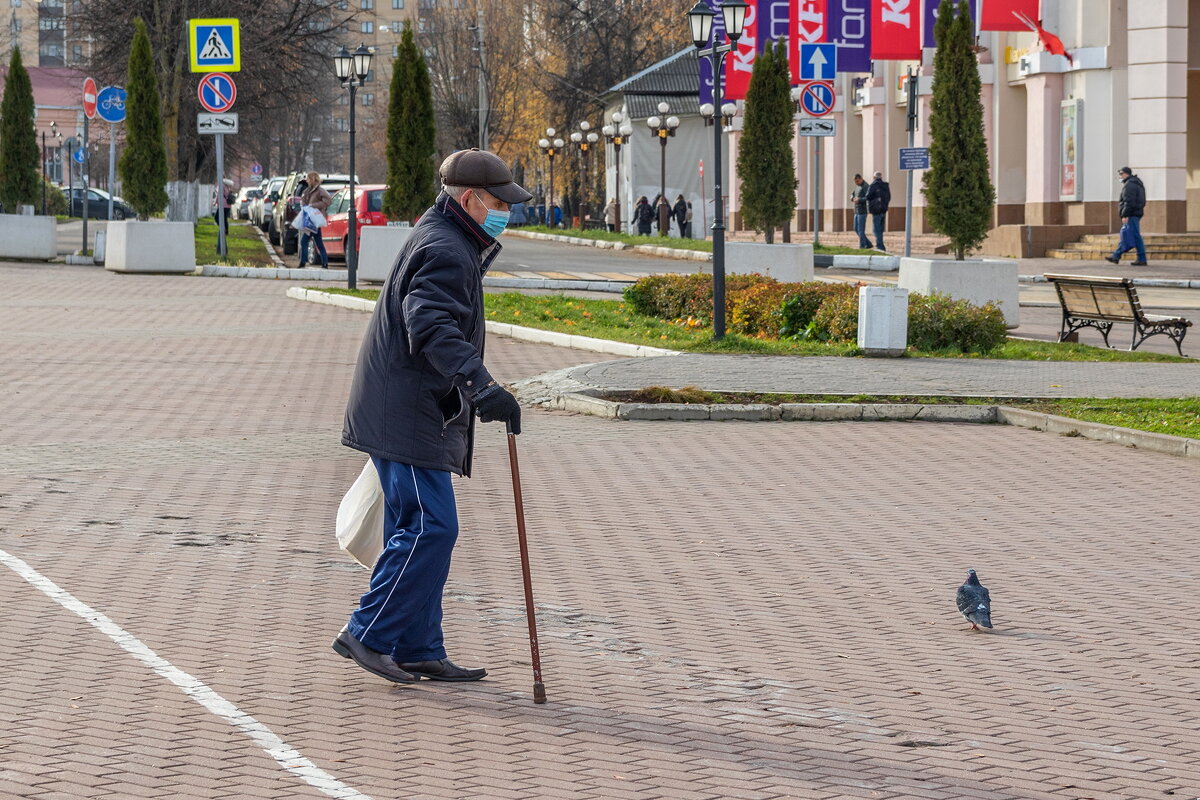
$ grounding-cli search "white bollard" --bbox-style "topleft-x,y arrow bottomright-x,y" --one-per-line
857,286 -> 909,357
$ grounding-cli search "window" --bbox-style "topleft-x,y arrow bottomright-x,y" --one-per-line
391,44 -> 399,57
71,44 -> 82,62
336,0 -> 347,8
361,0 -> 373,8
364,69 -> 375,83
367,190 -> 384,212
11,18 -> 20,31
40,17 -> 65,30
12,0 -> 21,7
391,0 -> 404,7
361,93 -> 374,106
336,93 -> 349,105
361,20 -> 373,33
335,117 -> 349,132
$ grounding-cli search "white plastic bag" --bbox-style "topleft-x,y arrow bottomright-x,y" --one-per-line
306,207 -> 327,228
290,206 -> 308,231
336,459 -> 384,568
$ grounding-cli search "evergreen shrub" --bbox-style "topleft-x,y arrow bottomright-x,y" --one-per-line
907,292 -> 1007,353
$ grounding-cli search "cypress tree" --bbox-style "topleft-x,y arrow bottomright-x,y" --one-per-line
383,23 -> 436,221
0,48 -> 40,214
736,40 -> 796,243
117,18 -> 168,220
922,0 -> 995,259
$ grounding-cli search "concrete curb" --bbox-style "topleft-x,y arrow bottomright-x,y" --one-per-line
1018,274 -> 1200,289
996,406 -> 1200,459
286,287 -> 679,358
507,229 -> 712,262
64,254 -> 95,266
204,265 -> 347,280
550,393 -> 1198,458
815,254 -> 901,271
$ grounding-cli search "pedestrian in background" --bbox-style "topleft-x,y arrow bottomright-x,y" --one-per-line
299,171 -> 332,269
635,196 -> 653,235
685,202 -> 694,239
865,171 -> 891,252
1106,166 -> 1148,266
673,194 -> 688,238
334,148 -> 530,685
212,178 -> 235,242
604,198 -> 618,233
850,173 -> 870,249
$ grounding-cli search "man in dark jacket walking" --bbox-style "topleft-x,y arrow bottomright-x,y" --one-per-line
333,149 -> 531,685
864,172 -> 891,251
1105,167 -> 1148,266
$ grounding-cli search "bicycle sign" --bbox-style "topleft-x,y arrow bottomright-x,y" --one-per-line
95,86 -> 126,124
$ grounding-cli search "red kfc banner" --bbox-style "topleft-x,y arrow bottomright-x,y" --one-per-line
871,0 -> 921,60
979,0 -> 1039,31
788,0 -> 828,84
725,0 -> 759,100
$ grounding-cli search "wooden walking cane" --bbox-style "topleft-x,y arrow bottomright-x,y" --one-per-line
506,421 -> 547,703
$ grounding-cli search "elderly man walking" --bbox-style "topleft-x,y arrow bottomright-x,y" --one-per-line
1105,167 -> 1148,266
333,149 -> 531,684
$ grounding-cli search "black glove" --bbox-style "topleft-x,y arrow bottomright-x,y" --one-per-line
472,382 -> 521,434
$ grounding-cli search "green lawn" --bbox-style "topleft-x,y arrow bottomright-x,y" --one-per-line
313,289 -> 1193,363
194,218 -> 275,267
1027,398 -> 1200,440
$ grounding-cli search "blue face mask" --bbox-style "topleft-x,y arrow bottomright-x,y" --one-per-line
481,208 -> 509,238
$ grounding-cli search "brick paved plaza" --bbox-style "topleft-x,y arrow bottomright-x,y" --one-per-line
2,262 -> 1199,800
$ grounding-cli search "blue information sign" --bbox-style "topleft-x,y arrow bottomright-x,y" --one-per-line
95,86 -> 126,124
799,43 -> 838,81
73,149 -> 86,164
899,147 -> 931,171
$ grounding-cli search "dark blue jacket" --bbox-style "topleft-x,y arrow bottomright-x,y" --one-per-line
342,192 -> 499,477
1118,175 -> 1146,218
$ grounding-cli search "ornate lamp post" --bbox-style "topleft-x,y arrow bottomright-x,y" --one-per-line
687,0 -> 747,340
537,129 -> 564,227
570,121 -> 599,229
334,43 -> 373,290
646,102 -> 680,235
601,112 -> 634,232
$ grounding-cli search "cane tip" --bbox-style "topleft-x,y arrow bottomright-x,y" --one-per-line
533,683 -> 547,704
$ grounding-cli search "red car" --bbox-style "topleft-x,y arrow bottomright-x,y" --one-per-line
324,184 -> 388,259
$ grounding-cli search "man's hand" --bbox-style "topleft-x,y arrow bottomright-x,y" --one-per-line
1121,217 -> 1129,224
473,383 -> 522,434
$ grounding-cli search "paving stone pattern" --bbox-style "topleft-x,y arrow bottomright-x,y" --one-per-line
572,354 -> 1200,399
2,262 -> 1200,799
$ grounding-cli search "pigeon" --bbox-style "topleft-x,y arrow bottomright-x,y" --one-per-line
956,569 -> 993,630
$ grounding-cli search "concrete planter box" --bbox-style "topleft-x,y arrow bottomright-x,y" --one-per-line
104,221 -> 196,274
725,242 -> 814,282
897,256 -> 1019,327
358,226 -> 413,283
0,213 -> 56,260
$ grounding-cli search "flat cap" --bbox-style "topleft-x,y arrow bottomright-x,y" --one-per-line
440,148 -> 532,205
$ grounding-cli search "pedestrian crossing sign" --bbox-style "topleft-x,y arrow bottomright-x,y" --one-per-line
188,18 -> 240,73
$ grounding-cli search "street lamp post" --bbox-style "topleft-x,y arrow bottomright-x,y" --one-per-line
646,102 -> 679,235
537,129 -> 564,228
601,113 -> 634,233
688,0 -> 748,341
570,121 -> 599,229
42,121 -> 57,215
334,43 -> 373,290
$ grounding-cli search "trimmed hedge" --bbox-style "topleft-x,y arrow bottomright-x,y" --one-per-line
624,273 -> 1007,354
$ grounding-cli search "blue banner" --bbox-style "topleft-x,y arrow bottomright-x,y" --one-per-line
923,0 -> 978,48
827,0 -> 871,74
698,0 -> 728,106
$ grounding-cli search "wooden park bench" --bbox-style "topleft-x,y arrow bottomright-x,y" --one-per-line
1044,273 -> 1192,356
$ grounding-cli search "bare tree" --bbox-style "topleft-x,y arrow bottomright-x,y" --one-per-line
73,0 -> 356,182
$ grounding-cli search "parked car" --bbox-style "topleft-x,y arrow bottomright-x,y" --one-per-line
234,187 -> 261,220
252,176 -> 285,231
323,184 -> 387,259
66,187 -> 134,220
270,172 -> 358,255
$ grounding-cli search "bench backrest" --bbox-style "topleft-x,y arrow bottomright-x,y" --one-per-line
1044,274 -> 1141,323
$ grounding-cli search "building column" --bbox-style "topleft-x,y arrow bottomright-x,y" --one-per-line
1127,0 -> 1189,232
1024,73 -> 1065,225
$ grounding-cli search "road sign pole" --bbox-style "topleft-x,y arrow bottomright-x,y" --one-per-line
814,137 -> 821,248
108,125 -> 116,222
82,117 -> 89,254
904,68 -> 917,259
216,132 -> 227,259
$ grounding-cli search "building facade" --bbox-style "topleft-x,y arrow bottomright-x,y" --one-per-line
722,0 -> 1199,254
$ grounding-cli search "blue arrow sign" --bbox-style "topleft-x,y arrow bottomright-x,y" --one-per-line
800,43 -> 838,81
95,86 -> 126,123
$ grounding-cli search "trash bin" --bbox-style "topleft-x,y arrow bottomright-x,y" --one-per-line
857,286 -> 908,357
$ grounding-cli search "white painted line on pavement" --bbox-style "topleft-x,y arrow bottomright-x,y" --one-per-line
0,547 -> 376,800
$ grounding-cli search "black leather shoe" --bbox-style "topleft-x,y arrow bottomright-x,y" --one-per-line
398,658 -> 487,682
1131,261 -> 1148,266
332,628 -> 418,683
1104,255 -> 1120,264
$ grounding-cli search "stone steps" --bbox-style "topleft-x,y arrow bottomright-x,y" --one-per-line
1045,248 -> 1200,261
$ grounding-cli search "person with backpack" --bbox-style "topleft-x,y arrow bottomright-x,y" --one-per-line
864,171 -> 891,251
